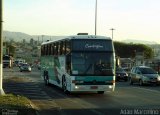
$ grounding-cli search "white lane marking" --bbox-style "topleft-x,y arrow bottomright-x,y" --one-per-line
119,86 -> 160,93
132,86 -> 160,93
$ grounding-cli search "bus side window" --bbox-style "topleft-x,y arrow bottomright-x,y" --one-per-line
49,44 -> 51,55
55,42 -> 58,55
64,41 -> 66,54
46,44 -> 49,55
60,41 -> 63,55
41,45 -> 44,56
45,45 -> 47,55
66,40 -> 71,54
66,54 -> 71,74
53,43 -> 56,55
58,42 -> 60,55
52,43 -> 54,55
62,41 -> 66,55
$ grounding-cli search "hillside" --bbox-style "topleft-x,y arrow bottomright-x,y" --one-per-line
3,31 -> 32,42
3,30 -> 158,45
121,39 -> 157,44
3,31 -> 65,42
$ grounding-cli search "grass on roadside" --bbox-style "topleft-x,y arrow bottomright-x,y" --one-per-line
0,94 -> 32,109
2,76 -> 37,115
4,76 -> 31,83
0,94 -> 36,115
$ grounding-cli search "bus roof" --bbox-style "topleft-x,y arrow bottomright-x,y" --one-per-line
68,35 -> 111,40
41,35 -> 112,45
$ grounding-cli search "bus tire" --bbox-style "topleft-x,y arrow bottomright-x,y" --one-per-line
62,76 -> 69,94
97,91 -> 104,94
44,70 -> 49,86
44,75 -> 49,86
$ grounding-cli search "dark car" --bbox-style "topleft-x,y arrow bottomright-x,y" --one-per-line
116,67 -> 128,81
130,66 -> 160,86
18,62 -> 24,68
19,63 -> 31,72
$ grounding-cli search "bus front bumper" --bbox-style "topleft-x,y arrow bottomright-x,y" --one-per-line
71,85 -> 115,92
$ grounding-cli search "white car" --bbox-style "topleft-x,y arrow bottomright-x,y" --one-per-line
20,63 -> 31,72
130,66 -> 160,86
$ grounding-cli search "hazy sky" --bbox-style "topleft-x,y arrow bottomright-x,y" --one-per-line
3,0 -> 160,43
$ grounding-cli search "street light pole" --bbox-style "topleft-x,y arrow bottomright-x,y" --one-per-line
95,0 -> 97,36
0,0 -> 4,95
110,28 -> 115,39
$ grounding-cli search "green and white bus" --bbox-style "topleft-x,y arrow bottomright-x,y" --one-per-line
41,34 -> 116,94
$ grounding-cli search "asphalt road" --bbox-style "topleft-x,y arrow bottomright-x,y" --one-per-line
3,67 -> 160,115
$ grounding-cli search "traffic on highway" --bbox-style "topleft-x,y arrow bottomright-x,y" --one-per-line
3,66 -> 160,115
2,0 -> 160,115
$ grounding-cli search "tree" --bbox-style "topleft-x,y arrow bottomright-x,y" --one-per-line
30,38 -> 34,45
114,41 -> 154,59
5,42 -> 16,57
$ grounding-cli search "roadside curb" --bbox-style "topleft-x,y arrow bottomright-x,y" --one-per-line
29,100 -> 39,115
3,68 -> 62,115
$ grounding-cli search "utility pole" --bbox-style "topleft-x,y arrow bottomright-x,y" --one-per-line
95,0 -> 97,36
0,0 -> 5,95
110,28 -> 115,39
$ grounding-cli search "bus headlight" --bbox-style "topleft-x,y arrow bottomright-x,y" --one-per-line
125,73 -> 128,76
157,76 -> 160,81
75,86 -> 79,89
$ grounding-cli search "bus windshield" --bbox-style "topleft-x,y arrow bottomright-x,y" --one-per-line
71,52 -> 114,76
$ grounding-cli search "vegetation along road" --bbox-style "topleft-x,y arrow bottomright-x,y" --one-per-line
3,67 -> 160,115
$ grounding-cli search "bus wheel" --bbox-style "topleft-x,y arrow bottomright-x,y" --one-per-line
44,76 -> 49,86
62,76 -> 69,94
97,91 -> 104,94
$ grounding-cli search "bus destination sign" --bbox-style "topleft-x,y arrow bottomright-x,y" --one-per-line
72,39 -> 113,51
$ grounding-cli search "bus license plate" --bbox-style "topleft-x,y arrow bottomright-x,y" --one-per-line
91,86 -> 98,89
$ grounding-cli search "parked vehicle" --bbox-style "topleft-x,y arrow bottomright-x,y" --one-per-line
14,59 -> 26,67
130,66 -> 160,86
18,62 -> 24,68
116,67 -> 128,81
3,55 -> 13,68
19,63 -> 31,72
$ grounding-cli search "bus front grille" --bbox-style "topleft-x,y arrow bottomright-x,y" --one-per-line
76,81 -> 113,85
